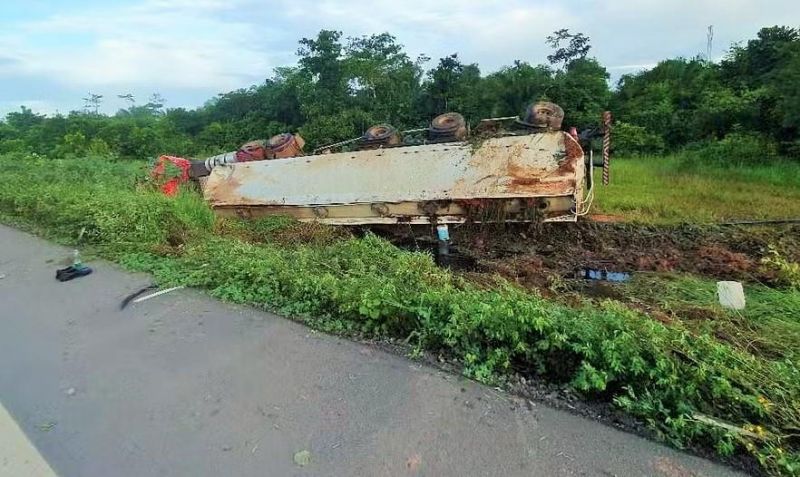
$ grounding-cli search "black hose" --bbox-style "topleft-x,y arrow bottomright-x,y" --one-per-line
716,219 -> 800,226
120,284 -> 158,310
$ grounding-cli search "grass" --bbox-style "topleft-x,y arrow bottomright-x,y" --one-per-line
621,274 -> 800,363
1,152 -> 799,475
595,155 -> 800,224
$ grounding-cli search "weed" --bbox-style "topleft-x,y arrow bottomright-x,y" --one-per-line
762,247 -> 800,289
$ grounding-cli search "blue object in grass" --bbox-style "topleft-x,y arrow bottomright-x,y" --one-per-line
582,268 -> 630,282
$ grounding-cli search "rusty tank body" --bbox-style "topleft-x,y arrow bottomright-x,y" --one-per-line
199,104 -> 598,225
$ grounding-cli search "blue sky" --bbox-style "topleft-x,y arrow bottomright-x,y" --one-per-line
1,0 -> 798,116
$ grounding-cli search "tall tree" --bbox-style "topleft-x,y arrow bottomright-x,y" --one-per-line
82,93 -> 103,114
117,93 -> 135,105
483,61 -> 555,117
719,26 -> 800,151
297,30 -> 348,115
422,54 -> 485,121
720,26 -> 800,89
546,29 -> 591,69
551,58 -> 610,129
145,93 -> 167,115
344,33 -> 425,126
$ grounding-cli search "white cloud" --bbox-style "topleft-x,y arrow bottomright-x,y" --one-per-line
1,0 -> 273,92
606,63 -> 658,71
1,0 -> 799,114
272,0 -> 577,69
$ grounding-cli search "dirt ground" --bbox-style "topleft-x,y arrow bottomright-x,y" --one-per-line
380,221 -> 800,294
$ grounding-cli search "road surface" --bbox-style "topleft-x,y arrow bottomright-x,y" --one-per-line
0,225 -> 746,476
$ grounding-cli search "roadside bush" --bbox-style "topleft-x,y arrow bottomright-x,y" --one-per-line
53,132 -> 114,158
681,133 -> 781,166
0,155 -> 212,247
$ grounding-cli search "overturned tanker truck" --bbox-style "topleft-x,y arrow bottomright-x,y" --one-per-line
187,102 -> 609,225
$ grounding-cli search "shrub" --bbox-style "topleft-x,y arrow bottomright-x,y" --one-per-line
612,121 -> 666,156
0,138 -> 30,154
682,133 -> 781,166
763,247 -> 800,289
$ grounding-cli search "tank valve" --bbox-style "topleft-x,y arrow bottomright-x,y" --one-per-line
436,224 -> 450,257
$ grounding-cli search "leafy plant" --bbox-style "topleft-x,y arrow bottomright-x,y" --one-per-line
763,247 -> 800,289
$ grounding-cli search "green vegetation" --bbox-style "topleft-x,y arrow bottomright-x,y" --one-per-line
595,155 -> 800,223
2,153 -> 799,475
763,247 -> 800,289
621,274 -> 800,363
1,26 -> 799,161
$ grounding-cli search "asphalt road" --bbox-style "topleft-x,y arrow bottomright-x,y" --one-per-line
0,225 -> 746,477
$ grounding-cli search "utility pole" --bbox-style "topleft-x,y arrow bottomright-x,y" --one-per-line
706,25 -> 714,60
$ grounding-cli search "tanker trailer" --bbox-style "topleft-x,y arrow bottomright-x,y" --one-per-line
200,102 -> 602,224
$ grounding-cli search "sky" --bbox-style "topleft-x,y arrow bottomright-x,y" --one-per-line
1,0 -> 798,116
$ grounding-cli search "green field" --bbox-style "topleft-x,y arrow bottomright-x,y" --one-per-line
1,152 -> 799,475
595,156 -> 800,224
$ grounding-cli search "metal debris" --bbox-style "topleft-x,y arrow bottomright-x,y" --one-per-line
131,286 -> 185,304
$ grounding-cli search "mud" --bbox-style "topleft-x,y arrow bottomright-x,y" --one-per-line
421,221 -> 800,291
391,236 -> 479,271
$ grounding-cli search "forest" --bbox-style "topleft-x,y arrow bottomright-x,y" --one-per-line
1,26 -> 798,163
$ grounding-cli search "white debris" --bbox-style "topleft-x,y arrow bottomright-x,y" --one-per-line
717,281 -> 746,310
132,286 -> 185,304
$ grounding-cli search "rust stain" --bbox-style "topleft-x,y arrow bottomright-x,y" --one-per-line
510,176 -> 541,187
507,168 -> 575,195
508,179 -> 575,195
554,154 -> 577,175
450,177 -> 468,195
206,166 -> 278,206
564,133 -> 583,161
205,174 -> 241,201
505,159 -> 554,190
506,161 -> 552,179
505,133 -> 582,194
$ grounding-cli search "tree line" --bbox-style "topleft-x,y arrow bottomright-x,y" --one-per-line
1,26 -> 798,162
